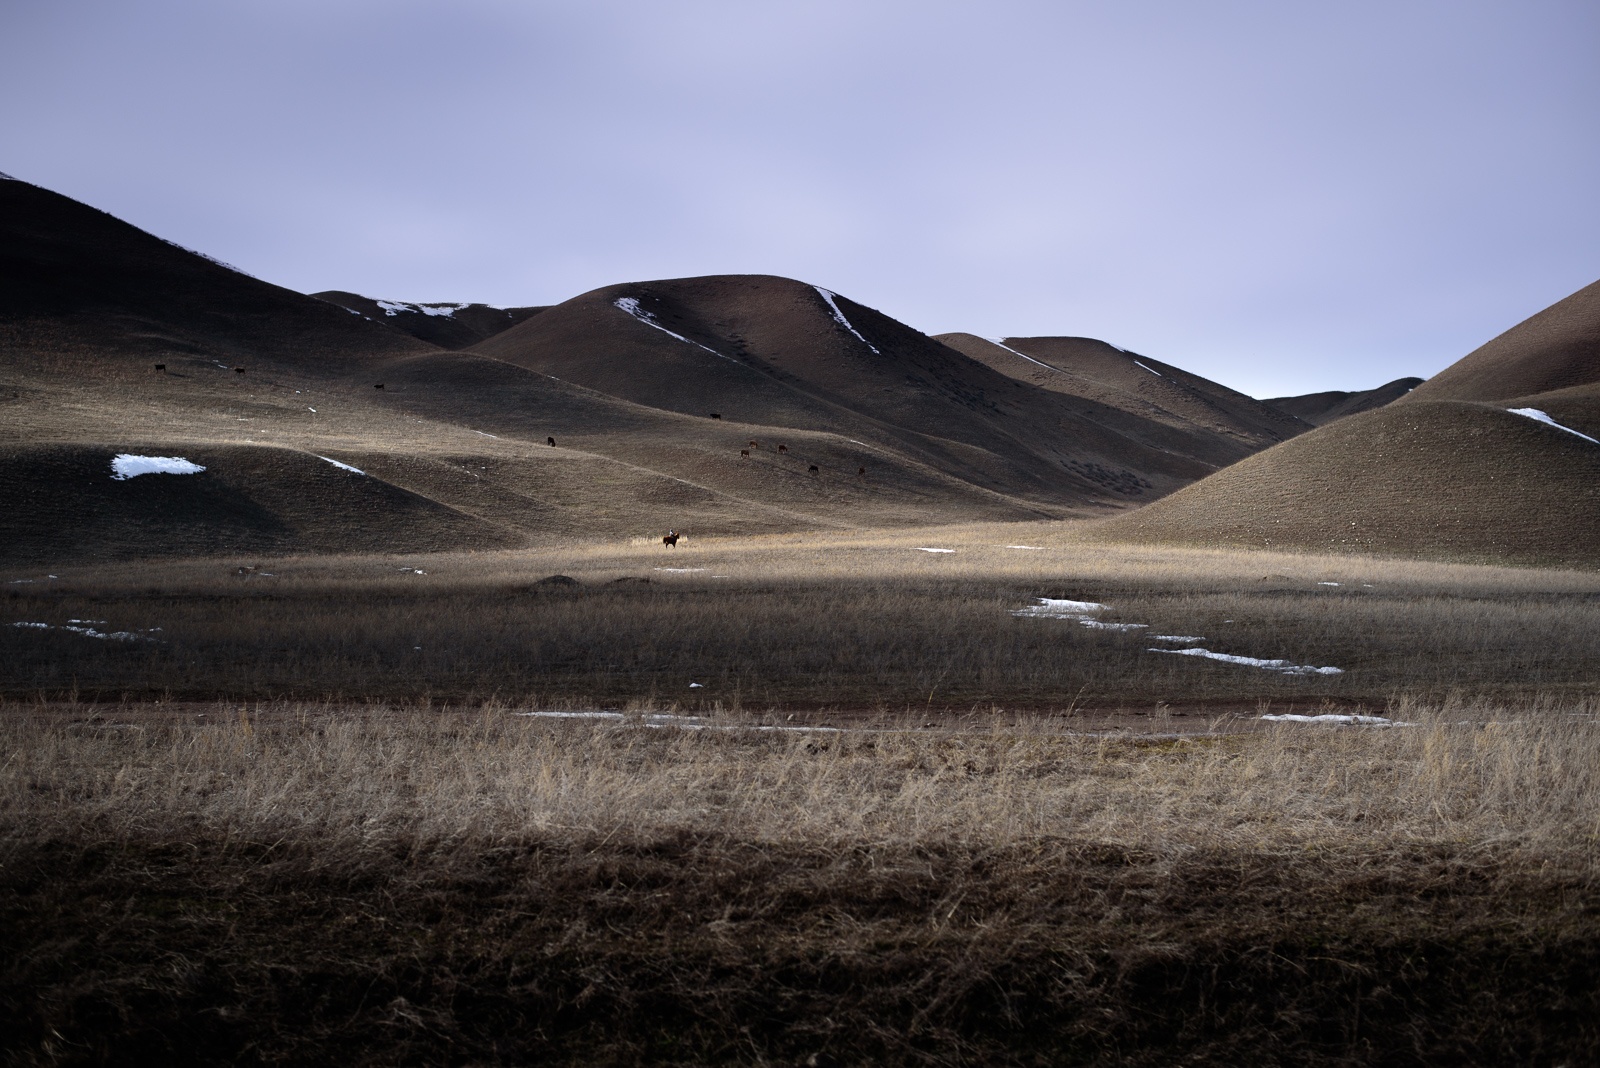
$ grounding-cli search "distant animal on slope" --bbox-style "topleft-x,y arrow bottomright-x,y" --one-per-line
663,530 -> 680,548
858,466 -> 866,477
548,437 -> 556,446
709,412 -> 721,419
234,367 -> 246,374
374,383 -> 384,389
740,449 -> 750,458
153,363 -> 165,372
748,440 -> 759,449
777,444 -> 787,454
809,464 -> 819,474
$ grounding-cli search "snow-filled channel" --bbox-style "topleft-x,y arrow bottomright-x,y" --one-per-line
1150,646 -> 1343,676
914,547 -> 955,553
985,338 -> 1056,372
110,455 -> 205,480
1013,597 -> 1109,619
1133,360 -> 1162,377
1261,713 -> 1403,726
1507,407 -> 1600,444
317,456 -> 365,475
815,288 -> 880,354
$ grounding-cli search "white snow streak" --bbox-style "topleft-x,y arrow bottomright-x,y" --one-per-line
1261,713 -> 1402,726
1507,408 -> 1600,444
375,300 -> 470,318
10,621 -> 156,642
914,547 -> 955,553
1150,646 -> 1343,676
110,455 -> 206,480
985,338 -> 1057,372
1133,360 -> 1162,377
1150,635 -> 1206,644
1013,598 -> 1109,619
613,297 -> 739,363
815,288 -> 880,354
316,456 -> 365,475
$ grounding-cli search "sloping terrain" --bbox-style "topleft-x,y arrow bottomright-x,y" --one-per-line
1264,376 -> 1422,426
1094,276 -> 1600,566
1098,398 -> 1600,566
1403,277 -> 1600,404
312,291 -> 548,349
938,332 -> 1310,466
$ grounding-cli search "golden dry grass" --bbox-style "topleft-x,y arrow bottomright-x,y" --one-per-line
3,699 -> 1598,1064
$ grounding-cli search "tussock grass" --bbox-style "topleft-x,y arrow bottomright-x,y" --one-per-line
3,702 -> 1598,1064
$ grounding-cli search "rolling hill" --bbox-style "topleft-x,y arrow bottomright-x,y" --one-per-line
311,291 -> 549,349
1264,376 -> 1423,426
1098,277 -> 1600,566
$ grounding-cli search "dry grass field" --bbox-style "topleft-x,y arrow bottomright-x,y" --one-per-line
3,696 -> 1597,1064
4,530 -> 1599,1062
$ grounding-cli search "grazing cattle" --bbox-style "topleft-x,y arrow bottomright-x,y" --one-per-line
777,444 -> 787,454
547,437 -> 556,447
858,466 -> 866,477
375,383 -> 384,390
748,440 -> 759,449
153,363 -> 165,372
234,367 -> 246,374
663,530 -> 680,548
808,464 -> 819,474
709,413 -> 721,419
740,449 -> 750,458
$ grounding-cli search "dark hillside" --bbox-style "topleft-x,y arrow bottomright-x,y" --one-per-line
312,290 -> 547,349
1265,376 -> 1422,425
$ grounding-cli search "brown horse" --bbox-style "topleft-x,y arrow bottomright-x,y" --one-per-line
662,531 -> 680,548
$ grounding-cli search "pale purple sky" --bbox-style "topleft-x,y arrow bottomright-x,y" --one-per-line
3,0 -> 1596,397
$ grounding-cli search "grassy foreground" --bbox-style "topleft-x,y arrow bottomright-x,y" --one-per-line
3,699 -> 1598,1065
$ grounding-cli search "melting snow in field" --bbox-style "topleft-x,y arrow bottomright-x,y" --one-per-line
985,338 -> 1056,372
1013,597 -> 1109,619
375,300 -> 470,318
317,456 -> 364,475
1318,581 -> 1340,587
613,297 -> 739,363
1150,646 -> 1342,676
914,547 -> 956,553
110,455 -> 206,480
513,709 -> 842,733
654,567 -> 707,573
1507,407 -> 1600,444
1133,360 -> 1162,377
815,288 -> 880,354
1261,713 -> 1403,726
1006,545 -> 1043,550
10,621 -> 157,642
1151,634 -> 1205,644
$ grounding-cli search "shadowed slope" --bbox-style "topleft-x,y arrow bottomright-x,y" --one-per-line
312,291 -> 548,350
0,178 -> 432,374
1404,277 -> 1600,404
939,332 -> 1309,466
1097,402 -> 1600,566
471,275 -> 1225,507
1265,377 -> 1424,426
0,443 -> 520,566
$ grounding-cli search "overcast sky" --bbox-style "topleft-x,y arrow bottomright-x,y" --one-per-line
3,0 -> 1596,396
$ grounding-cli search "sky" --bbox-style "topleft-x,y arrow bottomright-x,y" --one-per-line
2,0 -> 1596,397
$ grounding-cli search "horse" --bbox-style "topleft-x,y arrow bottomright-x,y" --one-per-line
663,531 -> 680,548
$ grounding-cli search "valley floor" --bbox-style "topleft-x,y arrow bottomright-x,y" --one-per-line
3,528 -> 1598,1064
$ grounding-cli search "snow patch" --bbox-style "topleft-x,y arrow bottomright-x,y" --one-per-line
1013,597 -> 1109,619
1005,545 -> 1043,550
815,287 -> 880,354
914,547 -> 955,553
1261,713 -> 1403,726
1507,408 -> 1600,444
653,567 -> 707,573
10,621 -> 156,642
316,456 -> 365,475
1317,581 -> 1340,587
1150,646 -> 1343,676
1151,634 -> 1206,643
1133,360 -> 1162,377
160,239 -> 253,277
375,300 -> 471,318
110,455 -> 205,480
